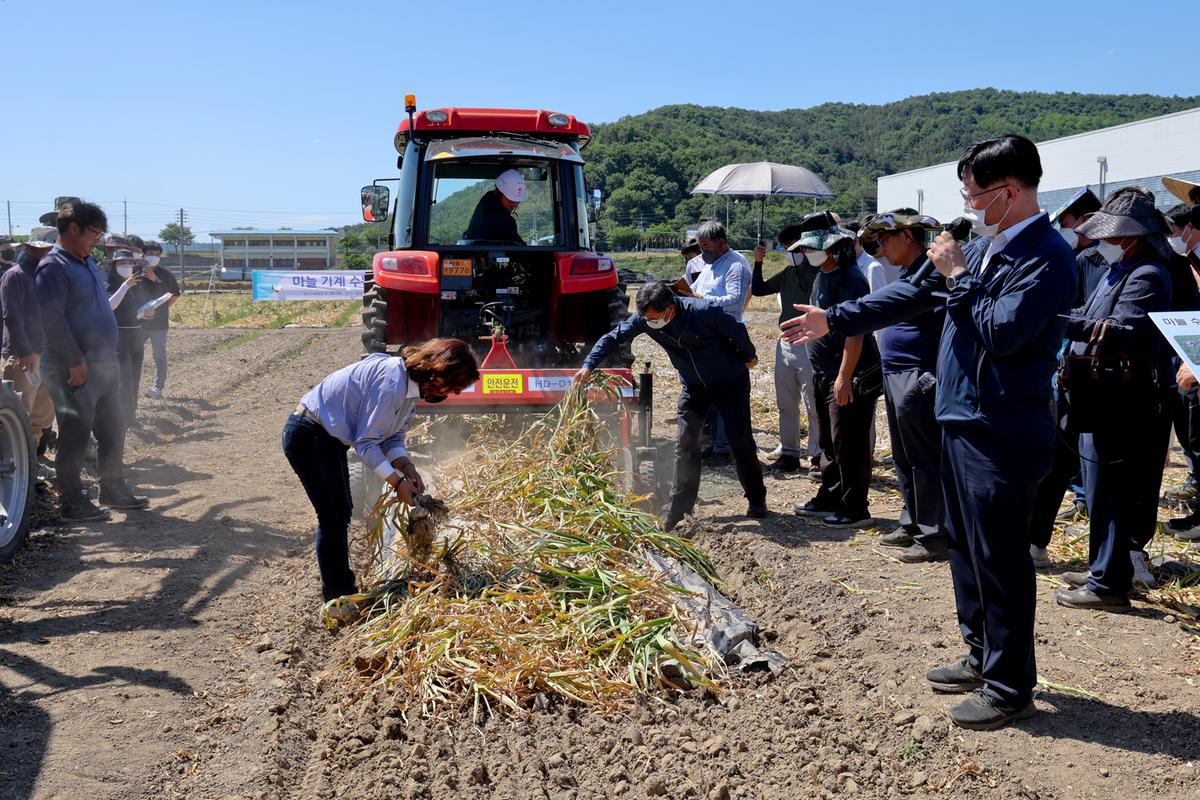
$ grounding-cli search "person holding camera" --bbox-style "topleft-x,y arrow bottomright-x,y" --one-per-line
797,211 -> 949,561
1055,188 -> 1177,610
105,248 -> 153,426
140,241 -> 180,399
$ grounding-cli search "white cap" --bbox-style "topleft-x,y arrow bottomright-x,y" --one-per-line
495,169 -> 526,203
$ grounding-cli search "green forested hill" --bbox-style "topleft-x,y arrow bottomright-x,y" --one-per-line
583,89 -> 1197,247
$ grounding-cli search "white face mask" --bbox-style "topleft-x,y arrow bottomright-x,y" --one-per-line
643,309 -> 672,328
1168,236 -> 1187,256
804,250 -> 827,267
1096,240 -> 1129,265
1057,226 -> 1079,250
116,264 -> 133,278
146,255 -> 160,267
786,251 -> 803,267
961,186 -> 1010,237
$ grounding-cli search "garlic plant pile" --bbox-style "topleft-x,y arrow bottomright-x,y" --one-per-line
329,375 -> 724,720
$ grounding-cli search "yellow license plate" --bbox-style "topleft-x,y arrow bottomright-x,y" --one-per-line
442,258 -> 472,277
482,374 -> 523,394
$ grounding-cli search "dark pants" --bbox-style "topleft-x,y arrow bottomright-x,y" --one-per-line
942,425 -> 1049,707
1080,407 -> 1172,595
117,327 -> 145,426
1030,397 -> 1083,549
812,373 -> 877,519
146,328 -> 169,391
1172,387 -> 1198,479
883,369 -> 946,549
281,413 -> 357,601
668,373 -> 765,520
41,356 -> 128,501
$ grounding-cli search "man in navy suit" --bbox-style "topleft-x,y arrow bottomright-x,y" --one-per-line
782,135 -> 1077,729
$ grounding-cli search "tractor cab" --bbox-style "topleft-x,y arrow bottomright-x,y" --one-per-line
359,98 -> 634,412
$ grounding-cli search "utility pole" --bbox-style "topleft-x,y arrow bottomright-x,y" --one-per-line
123,197 -> 127,236
177,208 -> 189,283
6,201 -> 11,237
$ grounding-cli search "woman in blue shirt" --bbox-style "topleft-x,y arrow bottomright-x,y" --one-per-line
282,338 -> 479,611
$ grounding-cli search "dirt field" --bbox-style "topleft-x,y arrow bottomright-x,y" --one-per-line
2,313 -> 1198,800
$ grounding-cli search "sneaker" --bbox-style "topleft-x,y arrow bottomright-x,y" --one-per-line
61,498 -> 112,522
35,462 -> 56,485
1060,570 -> 1090,588
321,598 -> 362,629
820,512 -> 874,529
1167,511 -> 1200,534
144,387 -> 163,399
1176,525 -> 1200,542
745,501 -> 769,519
1055,587 -> 1131,610
1130,551 -> 1157,589
880,528 -> 915,548
794,499 -> 836,517
1029,545 -> 1052,569
99,486 -> 151,510
807,464 -> 823,483
701,448 -> 732,466
898,541 -> 948,563
949,690 -> 1036,731
1056,500 -> 1088,521
761,454 -> 802,474
1164,476 -> 1198,503
925,656 -> 983,694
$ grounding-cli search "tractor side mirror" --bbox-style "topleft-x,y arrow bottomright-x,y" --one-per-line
360,185 -> 391,223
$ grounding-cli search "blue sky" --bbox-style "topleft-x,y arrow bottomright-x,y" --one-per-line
1,0 -> 1192,240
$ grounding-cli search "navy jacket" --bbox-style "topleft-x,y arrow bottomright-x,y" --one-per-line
463,190 -> 522,243
36,245 -> 119,365
583,296 -> 756,389
0,252 -> 44,358
828,215 -> 1077,442
1066,257 -> 1173,389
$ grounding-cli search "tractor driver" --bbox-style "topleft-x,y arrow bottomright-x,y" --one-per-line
463,169 -> 525,244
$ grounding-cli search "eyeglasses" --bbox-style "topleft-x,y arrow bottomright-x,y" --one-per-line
85,226 -> 105,238
959,184 -> 1010,202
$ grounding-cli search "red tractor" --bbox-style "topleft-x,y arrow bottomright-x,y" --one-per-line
359,97 -> 636,412
354,98 -> 664,510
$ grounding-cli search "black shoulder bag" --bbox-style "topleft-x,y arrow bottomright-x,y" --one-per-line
1059,311 -> 1160,433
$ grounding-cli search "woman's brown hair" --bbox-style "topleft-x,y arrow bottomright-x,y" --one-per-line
401,338 -> 480,391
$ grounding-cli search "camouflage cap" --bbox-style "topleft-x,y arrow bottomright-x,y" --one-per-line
786,210 -> 852,251
787,224 -> 852,252
860,211 -> 941,238
40,195 -> 82,226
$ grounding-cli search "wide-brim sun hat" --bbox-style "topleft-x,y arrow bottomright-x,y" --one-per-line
1163,176 -> 1200,207
1075,186 -> 1168,240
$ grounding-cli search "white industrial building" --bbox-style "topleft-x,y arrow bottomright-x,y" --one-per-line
877,106 -> 1200,223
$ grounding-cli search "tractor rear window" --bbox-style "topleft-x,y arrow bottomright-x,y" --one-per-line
428,162 -> 560,247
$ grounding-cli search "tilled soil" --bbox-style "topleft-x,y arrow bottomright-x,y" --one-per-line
1,320 -> 1198,800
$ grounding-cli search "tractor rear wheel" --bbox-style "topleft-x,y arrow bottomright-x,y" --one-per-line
0,381 -> 35,563
360,282 -> 388,354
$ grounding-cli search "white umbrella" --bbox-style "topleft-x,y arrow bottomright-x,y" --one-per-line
692,161 -> 835,240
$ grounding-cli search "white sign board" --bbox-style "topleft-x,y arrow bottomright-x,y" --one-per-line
1150,311 -> 1200,367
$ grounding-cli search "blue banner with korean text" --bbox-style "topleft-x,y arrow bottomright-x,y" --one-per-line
251,270 -> 365,301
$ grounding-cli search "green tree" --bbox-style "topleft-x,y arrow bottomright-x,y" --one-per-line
159,222 -> 195,252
